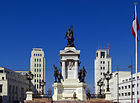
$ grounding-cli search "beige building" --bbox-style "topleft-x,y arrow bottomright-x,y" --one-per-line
30,48 -> 45,94
0,67 -> 29,103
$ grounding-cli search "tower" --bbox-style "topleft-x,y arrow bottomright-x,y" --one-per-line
30,48 -> 45,94
94,49 -> 112,95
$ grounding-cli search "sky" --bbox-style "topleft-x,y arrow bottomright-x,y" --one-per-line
0,0 -> 140,93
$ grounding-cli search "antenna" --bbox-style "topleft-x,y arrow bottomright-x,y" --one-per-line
107,44 -> 109,57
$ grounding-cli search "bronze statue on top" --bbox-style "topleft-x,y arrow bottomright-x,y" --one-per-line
65,25 -> 75,47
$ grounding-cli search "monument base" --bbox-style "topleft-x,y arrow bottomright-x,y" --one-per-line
105,91 -> 112,100
52,79 -> 87,101
26,91 -> 33,100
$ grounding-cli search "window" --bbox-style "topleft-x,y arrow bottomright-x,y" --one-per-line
132,84 -> 135,88
40,54 -> 42,56
125,86 -> 127,89
103,67 -> 105,70
137,76 -> 139,79
101,72 -> 102,75
39,69 -> 41,72
40,59 -> 41,62
101,52 -> 105,58
0,70 -> 3,73
126,79 -> 128,81
128,85 -> 130,88
122,86 -> 124,89
100,61 -> 102,64
39,64 -> 41,67
96,53 -> 98,57
0,85 -> 2,93
2,77 -> 4,80
125,93 -> 127,96
122,93 -> 124,96
35,79 -> 36,82
35,64 -> 36,67
34,54 -> 35,56
128,92 -> 130,96
132,92 -> 134,95
35,59 -> 36,62
38,54 -> 39,56
37,64 -> 38,67
39,74 -> 41,77
103,61 -> 105,64
35,69 -> 36,72
37,59 -> 38,62
35,74 -> 36,77
101,67 -> 102,70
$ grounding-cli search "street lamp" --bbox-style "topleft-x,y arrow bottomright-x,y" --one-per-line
114,72 -> 119,103
104,70 -> 112,92
97,78 -> 103,98
40,80 -> 45,95
104,61 -> 112,92
26,71 -> 34,91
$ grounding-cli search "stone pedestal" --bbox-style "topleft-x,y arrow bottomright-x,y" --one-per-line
105,91 -> 112,100
26,91 -> 33,100
52,47 -> 87,101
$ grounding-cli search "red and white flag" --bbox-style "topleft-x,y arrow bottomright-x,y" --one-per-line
132,7 -> 139,41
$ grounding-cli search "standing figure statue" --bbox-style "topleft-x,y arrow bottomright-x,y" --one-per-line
65,25 -> 75,47
81,66 -> 87,83
78,69 -> 82,82
53,65 -> 58,82
58,69 -> 63,82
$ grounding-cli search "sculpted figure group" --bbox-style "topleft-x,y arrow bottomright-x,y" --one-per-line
53,64 -> 86,83
53,65 -> 63,83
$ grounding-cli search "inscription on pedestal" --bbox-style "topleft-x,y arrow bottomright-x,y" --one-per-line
63,89 -> 75,94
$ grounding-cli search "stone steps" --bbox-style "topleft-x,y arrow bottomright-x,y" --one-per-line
24,98 -> 113,103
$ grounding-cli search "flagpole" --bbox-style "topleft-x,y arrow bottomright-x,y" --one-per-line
134,2 -> 138,103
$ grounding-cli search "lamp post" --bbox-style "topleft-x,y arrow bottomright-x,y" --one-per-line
104,70 -> 112,92
114,71 -> 119,103
26,71 -> 34,91
97,78 -> 103,98
40,80 -> 45,95
47,88 -> 52,98
128,56 -> 133,103
103,61 -> 112,92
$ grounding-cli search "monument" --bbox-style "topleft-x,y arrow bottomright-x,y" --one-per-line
52,25 -> 87,101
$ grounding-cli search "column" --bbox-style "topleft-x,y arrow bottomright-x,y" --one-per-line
62,61 -> 66,80
75,61 -> 78,79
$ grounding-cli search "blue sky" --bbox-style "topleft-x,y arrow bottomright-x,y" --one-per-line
0,0 -> 140,93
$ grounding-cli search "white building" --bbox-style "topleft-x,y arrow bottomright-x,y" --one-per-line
0,67 -> 29,103
110,71 -> 140,103
94,49 -> 112,95
30,48 -> 45,94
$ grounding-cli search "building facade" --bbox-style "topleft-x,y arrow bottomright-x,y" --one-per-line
110,71 -> 140,103
94,49 -> 112,95
30,48 -> 45,94
0,67 -> 29,103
